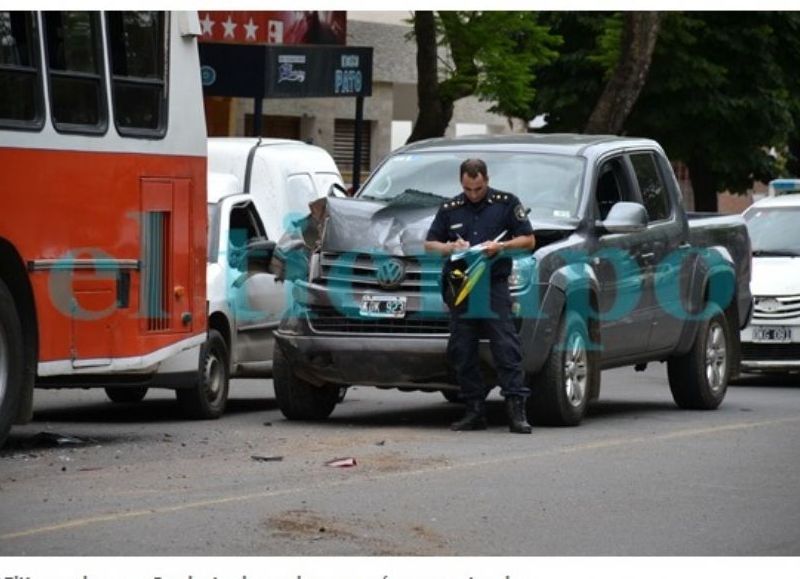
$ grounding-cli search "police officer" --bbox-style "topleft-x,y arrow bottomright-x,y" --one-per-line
424,158 -> 536,434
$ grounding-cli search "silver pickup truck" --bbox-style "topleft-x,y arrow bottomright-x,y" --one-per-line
272,134 -> 753,426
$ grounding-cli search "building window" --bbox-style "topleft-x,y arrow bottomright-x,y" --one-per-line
106,11 -> 167,137
0,11 -> 43,130
43,11 -> 107,134
334,118 -> 371,179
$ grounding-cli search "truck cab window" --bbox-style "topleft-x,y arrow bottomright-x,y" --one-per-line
106,11 -> 166,136
43,11 -> 106,132
630,152 -> 671,222
595,158 -> 629,220
0,11 -> 43,128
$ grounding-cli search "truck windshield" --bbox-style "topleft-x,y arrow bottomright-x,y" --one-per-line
744,207 -> 800,256
358,151 -> 585,220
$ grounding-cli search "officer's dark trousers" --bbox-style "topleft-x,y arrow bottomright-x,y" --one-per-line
447,280 -> 530,402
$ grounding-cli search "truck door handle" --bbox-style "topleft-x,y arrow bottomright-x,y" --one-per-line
640,252 -> 655,260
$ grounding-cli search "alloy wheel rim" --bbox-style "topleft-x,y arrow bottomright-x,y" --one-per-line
564,331 -> 588,407
705,322 -> 727,393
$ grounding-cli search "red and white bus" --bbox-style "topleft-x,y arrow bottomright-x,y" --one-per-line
0,11 -> 208,445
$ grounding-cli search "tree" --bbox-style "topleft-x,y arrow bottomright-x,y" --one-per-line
532,12 -> 800,212
406,11 -> 560,143
626,12 -> 796,211
584,12 -> 661,134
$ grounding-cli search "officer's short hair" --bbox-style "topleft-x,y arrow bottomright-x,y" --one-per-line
460,158 -> 488,180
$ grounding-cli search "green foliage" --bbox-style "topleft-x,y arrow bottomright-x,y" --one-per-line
412,11 -> 561,120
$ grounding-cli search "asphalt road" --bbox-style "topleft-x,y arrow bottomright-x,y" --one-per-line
1,366 -> 799,556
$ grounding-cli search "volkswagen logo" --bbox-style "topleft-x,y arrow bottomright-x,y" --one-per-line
376,258 -> 406,289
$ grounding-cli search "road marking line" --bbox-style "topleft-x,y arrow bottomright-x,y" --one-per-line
3,415 -> 799,541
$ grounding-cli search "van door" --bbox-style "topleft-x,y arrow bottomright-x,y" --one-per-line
226,201 -> 286,371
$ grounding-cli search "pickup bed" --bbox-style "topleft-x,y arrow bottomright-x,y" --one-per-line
272,134 -> 752,426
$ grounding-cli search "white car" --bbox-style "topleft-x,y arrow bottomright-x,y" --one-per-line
740,194 -> 800,374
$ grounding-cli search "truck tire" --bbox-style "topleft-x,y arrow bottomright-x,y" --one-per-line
0,279 -> 23,448
105,387 -> 148,404
273,344 -> 338,420
667,304 -> 731,410
528,311 -> 595,426
176,329 -> 229,419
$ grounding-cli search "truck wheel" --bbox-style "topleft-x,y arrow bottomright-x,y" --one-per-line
441,390 -> 461,403
273,344 -> 338,420
0,279 -> 23,448
528,311 -> 595,426
105,387 -> 148,404
667,305 -> 730,409
176,329 -> 229,419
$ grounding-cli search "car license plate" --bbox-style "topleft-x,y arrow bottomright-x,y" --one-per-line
359,295 -> 407,318
751,326 -> 793,343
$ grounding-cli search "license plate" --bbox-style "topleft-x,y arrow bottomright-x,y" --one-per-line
752,326 -> 793,343
359,295 -> 407,318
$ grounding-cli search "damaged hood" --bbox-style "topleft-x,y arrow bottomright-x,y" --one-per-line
322,196 -> 439,256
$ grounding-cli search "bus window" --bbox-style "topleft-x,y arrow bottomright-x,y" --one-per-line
43,11 -> 107,133
106,12 -> 167,137
0,11 -> 43,129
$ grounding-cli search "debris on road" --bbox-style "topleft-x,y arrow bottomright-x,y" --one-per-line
251,455 -> 284,463
375,440 -> 386,446
325,457 -> 357,468
22,432 -> 90,449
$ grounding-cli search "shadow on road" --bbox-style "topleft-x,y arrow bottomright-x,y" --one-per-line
730,373 -> 800,388
30,396 -> 278,424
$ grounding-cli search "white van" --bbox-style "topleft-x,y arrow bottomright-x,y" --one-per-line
208,138 -> 345,240
171,139 -> 344,419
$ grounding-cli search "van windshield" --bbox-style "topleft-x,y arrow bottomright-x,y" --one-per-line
358,151 -> 585,219
745,207 -> 800,256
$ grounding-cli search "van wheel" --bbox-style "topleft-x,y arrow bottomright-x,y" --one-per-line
667,305 -> 730,409
528,311 -> 595,426
273,344 -> 338,420
105,387 -> 148,404
0,279 -> 23,448
176,330 -> 229,419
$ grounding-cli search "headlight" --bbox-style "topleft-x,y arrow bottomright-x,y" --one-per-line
509,257 -> 535,291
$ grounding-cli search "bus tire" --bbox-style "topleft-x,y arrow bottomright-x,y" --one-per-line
0,279 -> 23,448
176,330 -> 229,419
667,304 -> 730,410
105,387 -> 148,404
273,344 -> 338,421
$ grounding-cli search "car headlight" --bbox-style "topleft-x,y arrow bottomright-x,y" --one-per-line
509,257 -> 535,291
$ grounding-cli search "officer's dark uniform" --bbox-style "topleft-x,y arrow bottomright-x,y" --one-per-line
426,188 -> 534,405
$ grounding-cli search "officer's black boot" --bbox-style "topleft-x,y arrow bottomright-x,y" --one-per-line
450,399 -> 487,431
505,396 -> 532,434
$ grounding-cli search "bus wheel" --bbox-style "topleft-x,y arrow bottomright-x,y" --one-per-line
105,387 -> 148,404
177,330 -> 229,419
0,279 -> 23,448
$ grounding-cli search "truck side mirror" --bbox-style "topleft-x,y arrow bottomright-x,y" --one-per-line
600,202 -> 649,234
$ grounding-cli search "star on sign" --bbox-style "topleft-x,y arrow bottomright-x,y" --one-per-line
222,15 -> 237,39
244,18 -> 259,41
200,13 -> 214,36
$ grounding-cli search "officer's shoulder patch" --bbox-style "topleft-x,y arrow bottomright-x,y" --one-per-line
443,197 -> 465,210
514,203 -> 528,221
489,190 -> 514,204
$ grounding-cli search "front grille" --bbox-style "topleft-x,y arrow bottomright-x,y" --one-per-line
307,306 -> 450,335
741,342 -> 800,361
318,252 -> 441,292
753,294 -> 800,321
